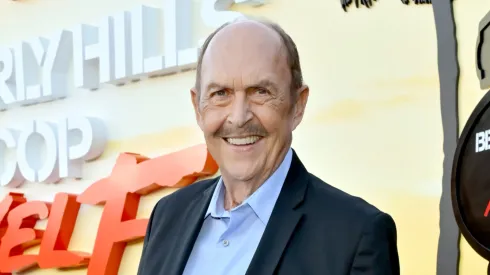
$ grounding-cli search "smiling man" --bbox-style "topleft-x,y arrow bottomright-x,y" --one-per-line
137,18 -> 400,275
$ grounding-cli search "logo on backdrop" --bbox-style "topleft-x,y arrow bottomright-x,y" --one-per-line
452,8 -> 490,265
475,129 -> 490,153
452,90 -> 490,261
0,144 -> 219,274
0,117 -> 107,187
0,0 -> 265,188
0,0 -> 265,111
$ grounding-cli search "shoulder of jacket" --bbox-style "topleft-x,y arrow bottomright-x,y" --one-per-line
307,173 -> 386,219
153,176 -> 218,212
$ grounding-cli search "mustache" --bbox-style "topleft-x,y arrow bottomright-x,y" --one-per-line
214,123 -> 269,138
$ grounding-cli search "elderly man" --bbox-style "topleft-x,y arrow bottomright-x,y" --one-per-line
137,18 -> 399,275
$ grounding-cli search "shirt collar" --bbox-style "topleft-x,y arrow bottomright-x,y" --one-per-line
205,148 -> 293,225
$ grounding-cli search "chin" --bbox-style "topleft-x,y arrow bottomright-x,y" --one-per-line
222,165 -> 257,182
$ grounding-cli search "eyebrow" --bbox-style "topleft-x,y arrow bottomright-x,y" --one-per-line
205,79 -> 279,92
246,79 -> 278,91
205,82 -> 227,92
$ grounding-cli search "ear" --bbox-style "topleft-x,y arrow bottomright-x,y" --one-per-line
190,88 -> 204,130
292,85 -> 309,131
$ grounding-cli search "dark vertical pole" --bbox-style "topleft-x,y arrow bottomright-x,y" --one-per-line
432,0 -> 461,274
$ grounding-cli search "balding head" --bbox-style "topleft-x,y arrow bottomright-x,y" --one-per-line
190,18 -> 309,190
195,18 -> 304,97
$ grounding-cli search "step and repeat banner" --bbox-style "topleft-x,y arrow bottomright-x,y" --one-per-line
0,0 -> 489,274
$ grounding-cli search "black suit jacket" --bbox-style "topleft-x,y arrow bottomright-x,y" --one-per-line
137,150 -> 399,275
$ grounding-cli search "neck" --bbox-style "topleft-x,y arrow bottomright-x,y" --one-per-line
221,147 -> 290,211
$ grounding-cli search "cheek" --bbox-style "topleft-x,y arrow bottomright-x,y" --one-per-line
200,108 -> 227,136
253,106 -> 288,134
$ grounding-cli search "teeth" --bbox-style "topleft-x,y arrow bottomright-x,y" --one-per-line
226,136 -> 261,145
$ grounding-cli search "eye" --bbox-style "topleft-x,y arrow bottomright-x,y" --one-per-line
255,88 -> 269,95
212,90 -> 228,97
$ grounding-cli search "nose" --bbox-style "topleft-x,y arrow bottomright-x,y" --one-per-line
227,92 -> 253,127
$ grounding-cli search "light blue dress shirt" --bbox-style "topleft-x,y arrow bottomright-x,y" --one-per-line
182,148 -> 293,275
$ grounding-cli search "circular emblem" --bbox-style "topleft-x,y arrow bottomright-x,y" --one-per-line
453,90 -> 490,260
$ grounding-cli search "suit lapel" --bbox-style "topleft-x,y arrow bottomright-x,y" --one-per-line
164,178 -> 218,275
245,150 -> 309,275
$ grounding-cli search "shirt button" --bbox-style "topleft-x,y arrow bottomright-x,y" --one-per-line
222,240 -> 230,247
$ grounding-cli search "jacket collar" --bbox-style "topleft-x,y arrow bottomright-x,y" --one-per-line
245,148 -> 309,275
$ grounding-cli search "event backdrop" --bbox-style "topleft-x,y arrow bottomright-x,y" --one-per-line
0,0 -> 488,274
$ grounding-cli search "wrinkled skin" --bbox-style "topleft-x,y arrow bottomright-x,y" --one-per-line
191,20 -> 309,209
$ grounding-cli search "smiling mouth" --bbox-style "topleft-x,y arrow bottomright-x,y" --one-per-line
223,136 -> 263,146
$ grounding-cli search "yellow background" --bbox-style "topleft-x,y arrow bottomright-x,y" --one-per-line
0,0 -> 488,274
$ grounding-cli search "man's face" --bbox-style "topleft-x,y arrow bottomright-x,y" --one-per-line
191,21 -> 308,183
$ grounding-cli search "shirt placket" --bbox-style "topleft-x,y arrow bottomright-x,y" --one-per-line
217,205 -> 251,249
